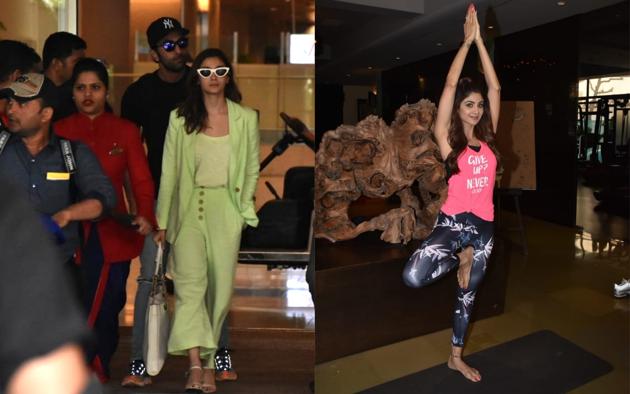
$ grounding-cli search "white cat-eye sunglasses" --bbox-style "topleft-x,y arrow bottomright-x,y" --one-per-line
196,67 -> 230,78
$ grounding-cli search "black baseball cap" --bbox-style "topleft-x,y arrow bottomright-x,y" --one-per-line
147,17 -> 189,48
0,73 -> 59,110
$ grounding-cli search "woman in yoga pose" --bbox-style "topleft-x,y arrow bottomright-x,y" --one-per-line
402,4 -> 501,383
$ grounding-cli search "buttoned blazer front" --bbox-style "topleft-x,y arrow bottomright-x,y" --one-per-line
156,99 -> 260,244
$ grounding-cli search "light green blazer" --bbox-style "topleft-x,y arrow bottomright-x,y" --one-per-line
156,99 -> 260,244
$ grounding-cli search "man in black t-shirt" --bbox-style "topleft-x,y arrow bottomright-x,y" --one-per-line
120,16 -> 237,387
121,17 -> 191,195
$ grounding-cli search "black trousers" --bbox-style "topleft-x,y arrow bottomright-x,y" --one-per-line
402,211 -> 494,347
82,227 -> 130,380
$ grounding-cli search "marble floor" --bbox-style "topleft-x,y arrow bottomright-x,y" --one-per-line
107,262 -> 314,393
315,182 -> 629,393
122,262 -> 315,332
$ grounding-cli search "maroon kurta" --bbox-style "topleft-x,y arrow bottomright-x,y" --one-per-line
55,112 -> 155,263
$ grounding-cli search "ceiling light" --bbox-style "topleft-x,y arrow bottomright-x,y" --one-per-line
197,0 -> 209,11
395,56 -> 401,60
556,1 -> 567,6
368,66 -> 373,70
436,42 -> 443,46
346,73 -> 351,77
487,25 -> 494,29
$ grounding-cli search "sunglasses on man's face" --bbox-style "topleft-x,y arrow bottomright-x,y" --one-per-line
160,37 -> 188,52
196,67 -> 230,78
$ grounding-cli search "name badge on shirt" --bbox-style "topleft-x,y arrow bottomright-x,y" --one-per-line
46,172 -> 70,181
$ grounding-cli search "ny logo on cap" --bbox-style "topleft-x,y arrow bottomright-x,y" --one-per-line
163,18 -> 175,29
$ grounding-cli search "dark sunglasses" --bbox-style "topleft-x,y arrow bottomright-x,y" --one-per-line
196,67 -> 230,78
159,37 -> 188,52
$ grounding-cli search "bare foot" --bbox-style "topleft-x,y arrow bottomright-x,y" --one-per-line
456,246 -> 474,289
448,354 -> 481,382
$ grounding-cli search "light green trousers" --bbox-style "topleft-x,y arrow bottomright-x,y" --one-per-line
167,186 -> 243,365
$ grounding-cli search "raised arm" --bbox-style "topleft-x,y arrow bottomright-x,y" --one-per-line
474,20 -> 501,133
434,5 -> 479,160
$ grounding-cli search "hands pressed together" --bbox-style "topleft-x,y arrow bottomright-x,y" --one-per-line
464,3 -> 481,46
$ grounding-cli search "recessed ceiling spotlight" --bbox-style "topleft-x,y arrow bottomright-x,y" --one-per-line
368,66 -> 373,70
487,25 -> 494,29
395,56 -> 401,60
436,42 -> 443,46
346,73 -> 351,77
556,1 -> 567,6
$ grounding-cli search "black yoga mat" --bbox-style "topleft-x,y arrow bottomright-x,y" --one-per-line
361,330 -> 613,394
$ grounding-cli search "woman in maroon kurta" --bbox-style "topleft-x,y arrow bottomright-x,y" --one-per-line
55,57 -> 155,382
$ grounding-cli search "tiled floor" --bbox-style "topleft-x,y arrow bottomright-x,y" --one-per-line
315,183 -> 629,393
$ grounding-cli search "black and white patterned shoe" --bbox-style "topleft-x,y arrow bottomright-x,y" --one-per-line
121,359 -> 152,387
214,348 -> 238,381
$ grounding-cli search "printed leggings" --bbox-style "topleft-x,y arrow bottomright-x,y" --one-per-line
402,211 -> 494,347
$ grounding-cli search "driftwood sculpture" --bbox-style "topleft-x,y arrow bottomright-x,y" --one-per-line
315,99 -> 448,244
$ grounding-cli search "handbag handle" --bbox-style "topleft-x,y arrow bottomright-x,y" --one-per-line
151,242 -> 165,295
154,242 -> 164,276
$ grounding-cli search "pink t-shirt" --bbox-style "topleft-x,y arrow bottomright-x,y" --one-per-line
441,142 -> 497,221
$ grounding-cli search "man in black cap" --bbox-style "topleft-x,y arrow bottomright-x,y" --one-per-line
0,73 -> 116,286
120,17 -> 184,387
122,16 -> 191,207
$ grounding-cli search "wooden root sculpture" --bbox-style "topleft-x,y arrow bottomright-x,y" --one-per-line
315,99 -> 448,244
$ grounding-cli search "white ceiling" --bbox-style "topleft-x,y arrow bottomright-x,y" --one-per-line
316,0 -> 628,84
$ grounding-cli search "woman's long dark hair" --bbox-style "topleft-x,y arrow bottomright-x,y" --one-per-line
178,48 -> 242,134
446,77 -> 500,174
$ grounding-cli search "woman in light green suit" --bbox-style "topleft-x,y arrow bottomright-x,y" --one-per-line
154,48 -> 259,393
